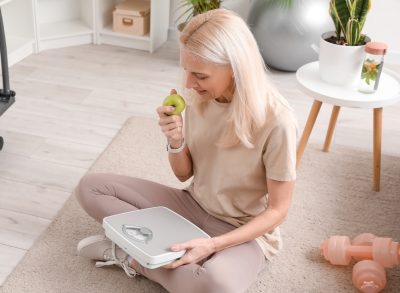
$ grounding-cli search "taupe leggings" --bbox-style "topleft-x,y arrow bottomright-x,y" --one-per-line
75,173 -> 266,293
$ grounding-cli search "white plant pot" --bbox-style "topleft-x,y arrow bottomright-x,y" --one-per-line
318,31 -> 370,87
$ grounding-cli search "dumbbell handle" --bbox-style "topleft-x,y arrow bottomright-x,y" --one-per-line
344,245 -> 400,260
350,238 -> 400,268
347,246 -> 374,260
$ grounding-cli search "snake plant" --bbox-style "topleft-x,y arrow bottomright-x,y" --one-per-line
177,0 -> 293,31
177,0 -> 221,30
329,0 -> 371,46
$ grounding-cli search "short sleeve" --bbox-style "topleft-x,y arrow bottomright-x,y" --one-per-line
263,119 -> 298,181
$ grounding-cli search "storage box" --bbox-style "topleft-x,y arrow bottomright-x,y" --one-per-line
113,0 -> 150,36
103,206 -> 210,269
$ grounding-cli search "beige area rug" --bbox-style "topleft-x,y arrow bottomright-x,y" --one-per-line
1,117 -> 399,293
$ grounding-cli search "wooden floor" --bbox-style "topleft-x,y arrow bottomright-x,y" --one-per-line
0,42 -> 399,286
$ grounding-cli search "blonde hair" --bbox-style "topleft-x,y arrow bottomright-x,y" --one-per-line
180,9 -> 287,148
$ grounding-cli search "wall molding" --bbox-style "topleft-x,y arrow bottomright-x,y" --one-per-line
168,27 -> 178,41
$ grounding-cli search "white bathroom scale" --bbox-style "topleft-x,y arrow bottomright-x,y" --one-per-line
103,206 -> 210,269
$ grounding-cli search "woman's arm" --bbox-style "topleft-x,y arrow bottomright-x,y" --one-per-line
168,142 -> 193,182
157,91 -> 193,182
164,179 -> 294,268
213,179 -> 294,251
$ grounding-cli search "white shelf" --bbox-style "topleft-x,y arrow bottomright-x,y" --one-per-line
8,36 -> 33,52
100,25 -> 150,41
37,19 -> 94,51
99,25 -> 151,51
35,0 -> 95,51
39,20 -> 93,40
97,0 -> 170,53
2,0 -> 170,66
6,36 -> 35,67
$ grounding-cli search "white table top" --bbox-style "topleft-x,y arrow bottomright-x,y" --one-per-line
296,61 -> 400,108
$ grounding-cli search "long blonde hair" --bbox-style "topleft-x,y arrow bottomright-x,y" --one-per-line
180,9 -> 287,148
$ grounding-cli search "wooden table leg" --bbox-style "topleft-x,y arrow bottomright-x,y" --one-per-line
296,100 -> 322,168
323,105 -> 341,152
373,108 -> 382,192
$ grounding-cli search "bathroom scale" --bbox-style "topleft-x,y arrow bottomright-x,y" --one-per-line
103,206 -> 210,269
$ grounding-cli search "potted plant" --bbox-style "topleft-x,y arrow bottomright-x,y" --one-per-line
318,0 -> 371,86
176,0 -> 276,31
176,0 -> 222,31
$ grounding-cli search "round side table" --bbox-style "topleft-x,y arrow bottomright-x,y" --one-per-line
296,61 -> 400,191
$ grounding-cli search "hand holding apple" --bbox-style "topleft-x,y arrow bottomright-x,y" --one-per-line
156,89 -> 185,146
162,93 -> 186,115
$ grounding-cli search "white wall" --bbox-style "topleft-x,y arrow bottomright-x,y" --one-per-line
363,0 -> 400,64
169,0 -> 400,64
168,0 -> 184,38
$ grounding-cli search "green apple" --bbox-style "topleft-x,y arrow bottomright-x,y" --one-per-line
162,94 -> 186,115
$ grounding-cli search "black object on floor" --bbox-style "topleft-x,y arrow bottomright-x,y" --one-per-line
0,7 -> 16,151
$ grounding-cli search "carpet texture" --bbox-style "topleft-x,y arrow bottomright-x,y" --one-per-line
1,116 -> 399,293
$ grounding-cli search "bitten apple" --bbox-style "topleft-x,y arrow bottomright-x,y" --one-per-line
162,94 -> 186,115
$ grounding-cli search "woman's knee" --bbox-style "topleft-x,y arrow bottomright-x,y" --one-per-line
190,266 -> 240,293
196,273 -> 236,293
197,243 -> 264,293
74,173 -> 109,208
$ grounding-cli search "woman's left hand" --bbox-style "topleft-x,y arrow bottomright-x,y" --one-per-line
163,237 -> 217,269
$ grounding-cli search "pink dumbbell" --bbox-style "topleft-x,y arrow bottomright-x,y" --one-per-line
351,233 -> 376,261
352,233 -> 376,246
321,234 -> 400,293
352,260 -> 386,293
320,235 -> 400,268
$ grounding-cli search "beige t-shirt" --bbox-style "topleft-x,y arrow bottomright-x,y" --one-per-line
184,98 -> 297,259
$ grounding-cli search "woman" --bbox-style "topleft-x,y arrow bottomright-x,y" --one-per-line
76,9 -> 297,293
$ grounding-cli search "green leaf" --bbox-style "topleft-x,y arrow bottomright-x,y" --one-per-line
346,18 -> 361,45
176,0 -> 221,25
347,0 -> 357,18
329,0 -> 370,45
329,1 -> 342,39
175,6 -> 194,24
332,0 -> 351,38
355,0 -> 371,28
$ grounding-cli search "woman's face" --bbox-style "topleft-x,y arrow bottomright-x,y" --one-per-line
180,50 -> 234,103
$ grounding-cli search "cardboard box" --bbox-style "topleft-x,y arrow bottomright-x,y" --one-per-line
113,0 -> 150,36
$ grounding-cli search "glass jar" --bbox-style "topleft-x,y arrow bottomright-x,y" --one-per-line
358,42 -> 388,93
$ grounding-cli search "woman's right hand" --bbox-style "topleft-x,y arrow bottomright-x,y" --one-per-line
156,89 -> 184,148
